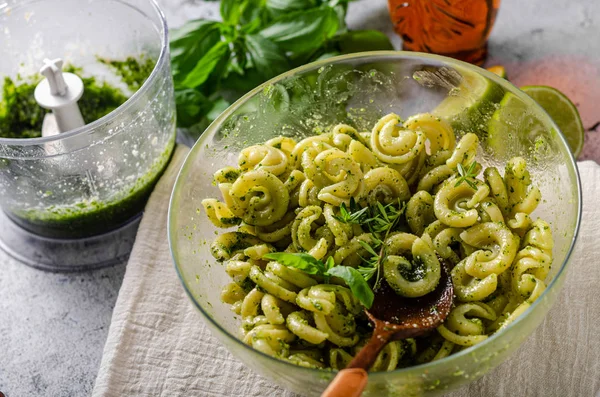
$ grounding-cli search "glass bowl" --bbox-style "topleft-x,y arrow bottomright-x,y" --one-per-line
169,52 -> 581,396
0,0 -> 176,240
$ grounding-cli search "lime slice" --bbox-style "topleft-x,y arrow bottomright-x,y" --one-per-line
487,92 -> 547,158
432,66 -> 504,132
486,65 -> 507,79
521,85 -> 584,157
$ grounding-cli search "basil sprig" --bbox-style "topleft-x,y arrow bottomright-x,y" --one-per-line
264,252 -> 374,309
170,0 -> 393,132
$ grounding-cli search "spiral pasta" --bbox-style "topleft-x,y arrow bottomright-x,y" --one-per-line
404,113 -> 456,155
437,302 -> 497,346
406,191 -> 435,236
291,206 -> 334,260
304,148 -> 364,206
434,178 -> 490,228
227,170 -> 290,226
202,199 -> 241,228
382,233 -> 441,298
239,144 -> 290,178
460,222 -> 520,279
202,113 -> 554,371
490,219 -> 554,330
363,167 -> 411,206
348,139 -> 380,173
425,221 -> 467,265
370,113 -> 426,164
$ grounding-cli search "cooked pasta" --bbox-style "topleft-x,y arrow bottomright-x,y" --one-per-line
202,112 -> 553,371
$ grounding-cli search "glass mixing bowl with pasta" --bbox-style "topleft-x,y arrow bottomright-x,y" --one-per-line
169,52 -> 581,396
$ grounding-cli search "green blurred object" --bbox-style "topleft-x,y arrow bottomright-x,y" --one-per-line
486,65 -> 507,79
486,86 -> 585,160
486,92 -> 546,159
431,64 -> 504,133
170,0 -> 394,138
521,85 -> 585,158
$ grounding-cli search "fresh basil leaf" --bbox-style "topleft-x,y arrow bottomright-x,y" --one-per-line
336,30 -> 394,54
221,0 -> 244,25
206,97 -> 231,121
316,0 -> 350,32
240,16 -> 264,35
259,7 -> 339,58
266,0 -> 316,18
240,0 -> 269,26
219,68 -> 265,98
170,20 -> 222,84
331,3 -> 348,33
245,34 -> 290,80
169,0 -> 387,133
326,266 -> 374,308
224,39 -> 248,77
174,88 -> 211,128
221,0 -> 267,27
325,256 -> 335,271
181,41 -> 230,89
312,51 -> 341,62
263,252 -> 326,275
170,20 -> 219,43
318,0 -> 350,6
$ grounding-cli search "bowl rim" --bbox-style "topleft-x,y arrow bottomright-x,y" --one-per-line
0,0 -> 169,150
168,50 -> 583,380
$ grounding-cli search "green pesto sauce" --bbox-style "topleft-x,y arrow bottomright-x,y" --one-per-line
0,57 -> 154,139
9,137 -> 175,239
98,56 -> 155,92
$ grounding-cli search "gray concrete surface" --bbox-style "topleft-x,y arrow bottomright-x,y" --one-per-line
1,1 -> 598,396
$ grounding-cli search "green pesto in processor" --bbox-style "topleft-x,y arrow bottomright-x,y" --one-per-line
9,137 -> 175,239
98,56 -> 155,92
1,55 -> 174,238
0,56 -> 155,139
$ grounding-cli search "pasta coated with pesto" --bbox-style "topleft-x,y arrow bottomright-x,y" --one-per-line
202,113 -> 554,371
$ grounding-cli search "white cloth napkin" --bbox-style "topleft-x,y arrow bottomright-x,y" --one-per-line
92,152 -> 600,397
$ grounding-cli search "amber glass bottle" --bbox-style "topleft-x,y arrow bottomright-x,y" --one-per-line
388,0 -> 501,65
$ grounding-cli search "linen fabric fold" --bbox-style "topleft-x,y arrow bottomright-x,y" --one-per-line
93,156 -> 600,397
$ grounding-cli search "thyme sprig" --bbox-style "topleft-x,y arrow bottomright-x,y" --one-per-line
333,197 -> 369,224
454,161 -> 480,190
336,198 -> 406,290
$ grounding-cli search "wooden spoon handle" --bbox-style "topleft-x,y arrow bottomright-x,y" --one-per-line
347,324 -> 393,369
321,328 -> 393,397
321,368 -> 368,397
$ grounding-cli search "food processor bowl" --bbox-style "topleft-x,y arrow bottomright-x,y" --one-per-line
0,0 -> 176,270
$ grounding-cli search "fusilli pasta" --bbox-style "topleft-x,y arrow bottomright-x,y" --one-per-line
202,113 -> 553,371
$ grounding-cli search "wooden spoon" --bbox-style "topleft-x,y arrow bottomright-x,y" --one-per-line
321,260 -> 454,397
